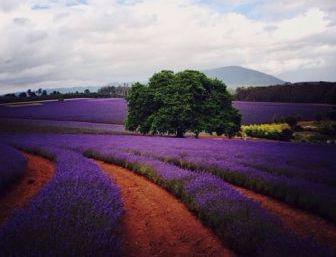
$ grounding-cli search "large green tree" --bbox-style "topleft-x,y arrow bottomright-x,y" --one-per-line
126,70 -> 241,138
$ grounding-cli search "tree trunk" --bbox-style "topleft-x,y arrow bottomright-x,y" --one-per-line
176,130 -> 184,138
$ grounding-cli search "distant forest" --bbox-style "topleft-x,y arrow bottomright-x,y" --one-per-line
2,81 -> 336,105
235,82 -> 336,104
0,85 -> 131,104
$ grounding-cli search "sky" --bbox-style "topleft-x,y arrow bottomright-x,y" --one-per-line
0,0 -> 335,94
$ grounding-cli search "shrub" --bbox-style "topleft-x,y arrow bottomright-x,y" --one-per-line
327,107 -> 336,121
284,115 -> 301,130
318,121 -> 336,136
279,128 -> 294,140
242,123 -> 292,140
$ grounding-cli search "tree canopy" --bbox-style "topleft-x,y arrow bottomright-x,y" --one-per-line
126,70 -> 241,138
235,82 -> 336,104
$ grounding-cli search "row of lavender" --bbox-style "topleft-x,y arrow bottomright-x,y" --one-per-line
119,138 -> 336,222
85,148 -> 332,257
0,98 -> 127,124
1,133 -> 335,256
0,118 -> 128,135
0,98 -> 333,124
8,133 -> 334,222
4,133 -> 335,221
0,144 -> 27,194
0,144 -> 124,257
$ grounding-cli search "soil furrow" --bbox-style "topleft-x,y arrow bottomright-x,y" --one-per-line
0,152 -> 55,226
97,161 -> 234,257
233,185 -> 336,250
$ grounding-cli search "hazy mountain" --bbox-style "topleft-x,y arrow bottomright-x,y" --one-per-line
203,66 -> 286,89
4,67 -> 285,96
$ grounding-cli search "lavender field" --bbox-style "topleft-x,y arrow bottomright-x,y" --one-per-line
0,144 -> 26,193
1,0 -> 336,256
0,98 -> 334,125
0,132 -> 335,256
0,98 -> 127,124
0,98 -> 336,257
233,101 -> 334,124
0,145 -> 123,257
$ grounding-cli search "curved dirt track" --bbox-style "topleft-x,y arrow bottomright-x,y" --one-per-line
0,152 -> 55,226
233,185 -> 336,250
98,161 -> 234,257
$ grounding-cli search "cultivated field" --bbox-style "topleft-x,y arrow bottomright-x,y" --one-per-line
0,98 -> 335,257
0,98 -> 333,125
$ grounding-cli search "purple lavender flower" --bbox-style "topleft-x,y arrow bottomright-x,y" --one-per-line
1,133 -> 335,256
0,99 -> 333,125
0,143 -> 27,193
0,146 -> 124,257
0,98 -> 127,124
87,148 -> 332,257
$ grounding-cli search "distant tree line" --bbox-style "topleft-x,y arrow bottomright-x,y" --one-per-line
0,85 -> 131,104
97,84 -> 130,97
235,82 -> 336,104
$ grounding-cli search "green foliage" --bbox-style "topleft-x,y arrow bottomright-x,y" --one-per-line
327,107 -> 336,121
284,116 -> 299,129
98,86 -> 116,96
289,120 -> 336,143
317,120 -> 336,136
242,123 -> 293,141
125,82 -> 157,134
126,70 -> 241,137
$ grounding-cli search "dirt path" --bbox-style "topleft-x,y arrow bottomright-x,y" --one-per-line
0,152 -> 55,226
98,161 -> 234,257
233,185 -> 336,250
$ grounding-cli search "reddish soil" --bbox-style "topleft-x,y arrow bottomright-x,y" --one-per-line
233,185 -> 336,250
0,152 -> 55,225
98,161 -> 234,257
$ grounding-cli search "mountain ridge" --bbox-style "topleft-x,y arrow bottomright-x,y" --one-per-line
203,66 -> 286,88
3,66 -> 286,95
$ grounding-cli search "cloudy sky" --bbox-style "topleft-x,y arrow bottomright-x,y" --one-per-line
0,0 -> 335,93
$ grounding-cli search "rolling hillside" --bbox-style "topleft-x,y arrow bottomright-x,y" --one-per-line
204,66 -> 285,89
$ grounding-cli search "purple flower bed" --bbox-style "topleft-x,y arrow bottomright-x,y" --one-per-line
113,137 -> 336,222
8,133 -> 336,221
0,98 -> 127,124
1,133 -> 334,256
85,148 -> 332,257
2,133 -> 335,220
0,145 -> 124,257
0,98 -> 333,125
0,118 -> 127,134
0,143 -> 27,193
233,101 -> 334,124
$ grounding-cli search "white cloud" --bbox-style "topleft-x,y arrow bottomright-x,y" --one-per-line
0,0 -> 335,93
